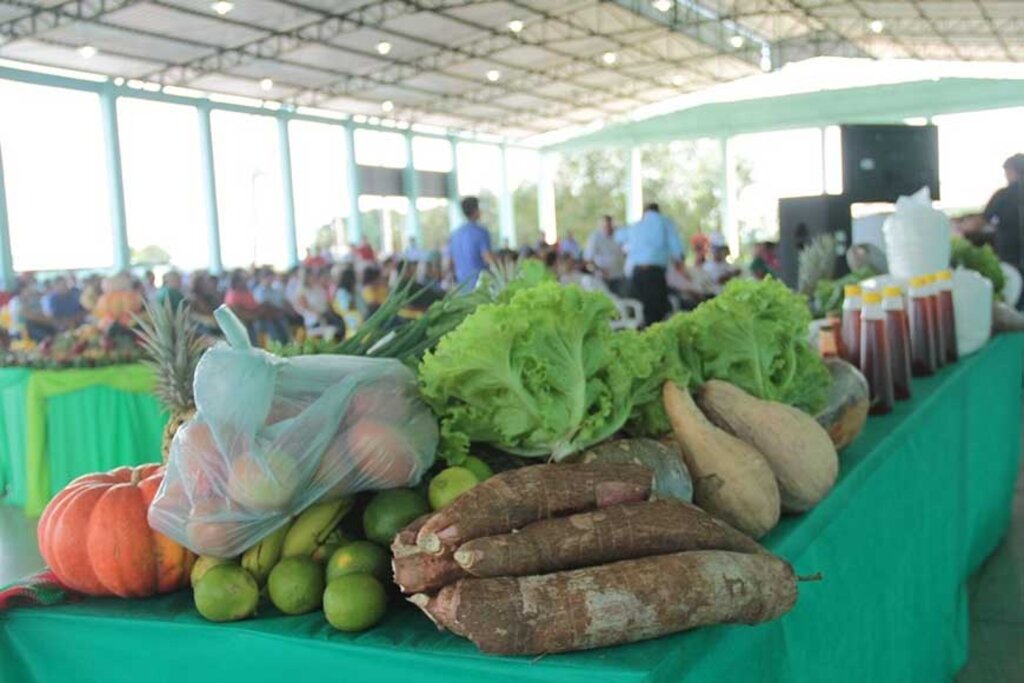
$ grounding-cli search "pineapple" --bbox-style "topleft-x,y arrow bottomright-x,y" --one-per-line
136,299 -> 206,461
797,233 -> 837,297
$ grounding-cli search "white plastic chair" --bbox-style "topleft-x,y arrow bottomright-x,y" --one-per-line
574,274 -> 644,330
1000,262 -> 1022,306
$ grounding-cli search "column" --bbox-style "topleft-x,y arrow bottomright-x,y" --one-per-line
277,115 -> 299,267
197,104 -> 223,274
343,122 -> 362,245
403,131 -> 421,248
819,126 -> 828,195
626,146 -> 643,223
498,143 -> 516,249
0,144 -> 14,290
100,86 -> 129,271
537,152 -> 557,245
719,136 -> 739,256
381,207 -> 393,255
447,135 -> 462,232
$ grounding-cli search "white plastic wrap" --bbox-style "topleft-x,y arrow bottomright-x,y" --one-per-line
883,187 -> 952,280
148,306 -> 438,558
952,267 -> 993,357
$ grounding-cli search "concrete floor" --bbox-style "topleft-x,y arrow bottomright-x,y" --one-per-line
2,458 -> 1022,679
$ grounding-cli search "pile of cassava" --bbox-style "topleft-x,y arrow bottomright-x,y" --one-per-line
397,380 -> 840,655
396,462 -> 798,655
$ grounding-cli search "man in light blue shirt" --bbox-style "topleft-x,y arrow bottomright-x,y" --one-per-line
621,202 -> 685,326
449,196 -> 494,287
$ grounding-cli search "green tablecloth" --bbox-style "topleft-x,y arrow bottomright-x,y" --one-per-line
0,365 -> 165,515
2,335 -> 1021,683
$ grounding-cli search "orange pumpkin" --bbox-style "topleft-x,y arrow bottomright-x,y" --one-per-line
37,464 -> 196,598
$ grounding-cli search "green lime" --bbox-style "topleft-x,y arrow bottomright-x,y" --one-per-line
428,466 -> 479,510
362,489 -> 430,546
191,555 -> 236,588
267,556 -> 326,615
323,574 -> 388,632
462,456 -> 494,482
326,541 -> 390,583
193,565 -> 259,622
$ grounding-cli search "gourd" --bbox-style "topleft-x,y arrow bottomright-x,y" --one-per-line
815,358 -> 870,451
37,464 -> 195,598
662,382 -> 780,538
698,380 -> 838,513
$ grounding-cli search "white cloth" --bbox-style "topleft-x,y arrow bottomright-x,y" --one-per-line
703,259 -> 737,284
584,230 -> 626,279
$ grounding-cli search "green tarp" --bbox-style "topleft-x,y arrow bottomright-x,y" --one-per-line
0,365 -> 165,515
2,335 -> 1021,683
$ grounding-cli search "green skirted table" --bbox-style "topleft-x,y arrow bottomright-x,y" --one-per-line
0,365 -> 166,516
3,335 -> 1022,683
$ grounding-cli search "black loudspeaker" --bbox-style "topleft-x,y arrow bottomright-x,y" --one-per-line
778,195 -> 853,289
841,124 -> 940,202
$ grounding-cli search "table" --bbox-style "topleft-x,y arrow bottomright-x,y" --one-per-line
2,335 -> 1021,683
0,365 -> 166,516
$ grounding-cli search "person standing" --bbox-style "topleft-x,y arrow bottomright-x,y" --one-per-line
584,215 -> 627,295
984,153 -> 1024,270
449,196 -> 493,288
622,203 -> 684,327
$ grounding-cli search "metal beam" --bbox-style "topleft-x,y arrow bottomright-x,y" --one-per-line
0,0 -> 137,45
0,142 -> 14,289
277,115 -> 299,267
99,84 -> 129,270
196,104 -> 223,274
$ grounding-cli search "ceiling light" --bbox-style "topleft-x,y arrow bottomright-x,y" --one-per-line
210,1 -> 234,15
381,100 -> 394,113
486,69 -> 500,82
77,45 -> 97,59
652,0 -> 673,11
729,35 -> 745,48
869,19 -> 885,34
602,51 -> 617,65
259,78 -> 273,91
507,19 -> 524,33
376,41 -> 392,56
112,76 -> 125,86
671,74 -> 686,86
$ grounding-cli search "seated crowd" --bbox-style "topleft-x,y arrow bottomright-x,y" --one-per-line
0,200 -> 781,347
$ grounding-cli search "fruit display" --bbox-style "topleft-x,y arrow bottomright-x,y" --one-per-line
403,463 -> 798,655
37,464 -> 195,598
3,323 -> 144,369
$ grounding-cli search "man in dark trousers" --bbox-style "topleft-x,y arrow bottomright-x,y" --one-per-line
621,202 -> 684,327
984,153 -> 1024,271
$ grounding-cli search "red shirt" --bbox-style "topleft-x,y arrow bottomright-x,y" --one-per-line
224,288 -> 258,310
355,244 -> 375,261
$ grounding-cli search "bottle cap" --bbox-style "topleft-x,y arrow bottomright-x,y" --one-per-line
909,276 -> 927,288
935,270 -> 953,282
862,291 -> 883,305
883,286 -> 902,298
844,284 -> 862,297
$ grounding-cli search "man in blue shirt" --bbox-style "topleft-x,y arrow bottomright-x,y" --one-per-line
621,202 -> 684,326
449,196 -> 493,287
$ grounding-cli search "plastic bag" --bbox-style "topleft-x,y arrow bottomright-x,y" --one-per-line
882,187 -> 952,280
148,306 -> 438,557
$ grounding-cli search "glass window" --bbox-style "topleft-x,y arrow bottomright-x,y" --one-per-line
456,142 -> 502,244
933,108 -> 1024,212
210,110 -> 288,268
412,136 -> 452,173
0,80 -> 112,272
289,120 -> 349,256
553,148 -> 628,245
118,98 -> 207,269
418,197 -> 449,252
641,138 -> 723,244
730,128 -> 824,242
354,129 -> 406,169
507,147 -> 540,247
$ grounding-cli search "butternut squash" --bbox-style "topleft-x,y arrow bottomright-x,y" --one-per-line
662,382 -> 780,538
698,380 -> 838,513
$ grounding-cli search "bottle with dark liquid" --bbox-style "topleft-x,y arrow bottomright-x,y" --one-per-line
860,291 -> 894,415
924,274 -> 946,369
908,276 -> 936,377
840,284 -> 862,366
935,269 -> 958,363
882,286 -> 912,401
